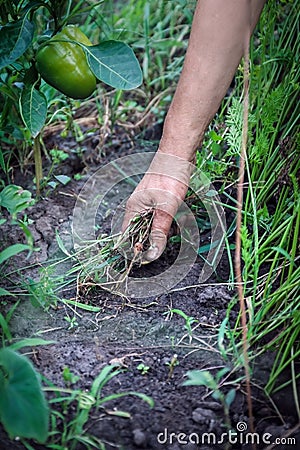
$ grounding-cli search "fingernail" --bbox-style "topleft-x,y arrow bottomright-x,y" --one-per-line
144,246 -> 159,262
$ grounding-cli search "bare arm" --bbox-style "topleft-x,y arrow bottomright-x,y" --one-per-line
123,0 -> 266,262
159,0 -> 265,160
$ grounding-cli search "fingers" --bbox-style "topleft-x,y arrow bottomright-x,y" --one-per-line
121,152 -> 194,263
122,189 -> 180,264
143,229 -> 167,263
142,209 -> 173,263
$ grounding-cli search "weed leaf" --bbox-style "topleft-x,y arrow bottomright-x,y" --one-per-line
9,338 -> 56,351
0,313 -> 12,341
99,391 -> 154,408
225,388 -> 236,408
0,184 -> 34,219
0,288 -> 15,297
0,243 -> 31,264
182,370 -> 217,390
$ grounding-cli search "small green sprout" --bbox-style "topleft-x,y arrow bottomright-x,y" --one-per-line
137,363 -> 150,375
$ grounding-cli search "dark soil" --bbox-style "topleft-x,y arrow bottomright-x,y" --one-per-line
0,126 -> 299,450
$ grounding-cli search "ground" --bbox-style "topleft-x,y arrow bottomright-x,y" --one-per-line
0,126 -> 299,450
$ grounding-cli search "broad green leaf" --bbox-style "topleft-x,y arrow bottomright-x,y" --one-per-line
20,85 -> 47,138
0,184 -> 34,219
215,366 -> 230,383
209,130 -> 223,142
0,349 -> 49,442
0,243 -> 31,265
0,18 -> 34,70
83,41 -> 142,90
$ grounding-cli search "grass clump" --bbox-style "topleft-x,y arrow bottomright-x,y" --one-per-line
202,0 -> 300,401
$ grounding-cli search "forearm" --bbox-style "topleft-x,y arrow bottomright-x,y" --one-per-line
159,0 -> 266,160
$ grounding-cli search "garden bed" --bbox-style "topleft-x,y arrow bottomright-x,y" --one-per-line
0,128 -> 299,450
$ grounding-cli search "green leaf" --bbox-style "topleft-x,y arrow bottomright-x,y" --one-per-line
215,366 -> 230,383
271,246 -> 294,263
107,410 -> 131,418
205,189 -> 218,197
0,148 -> 6,172
90,365 -> 121,398
0,184 -> 34,219
83,41 -> 142,90
62,299 -> 101,312
225,388 -> 236,407
0,18 -> 34,70
54,174 -> 71,185
55,230 -> 71,257
19,85 -> 47,138
0,243 -> 31,265
0,287 -> 15,297
0,349 -> 49,442
99,391 -> 154,408
0,312 -> 12,341
9,338 -> 56,352
197,239 -> 220,254
209,130 -> 223,142
182,370 -> 217,390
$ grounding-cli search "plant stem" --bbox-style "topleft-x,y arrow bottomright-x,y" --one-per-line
33,134 -> 43,197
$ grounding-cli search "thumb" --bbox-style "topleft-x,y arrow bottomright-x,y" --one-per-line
142,229 -> 167,263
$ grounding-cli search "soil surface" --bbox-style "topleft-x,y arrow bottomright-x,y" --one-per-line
0,126 -> 299,450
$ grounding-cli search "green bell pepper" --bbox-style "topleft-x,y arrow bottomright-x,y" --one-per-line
36,26 -> 96,99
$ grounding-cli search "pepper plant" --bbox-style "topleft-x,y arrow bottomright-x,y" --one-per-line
0,0 -> 143,194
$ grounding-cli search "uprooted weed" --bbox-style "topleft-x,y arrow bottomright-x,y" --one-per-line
48,209 -> 156,302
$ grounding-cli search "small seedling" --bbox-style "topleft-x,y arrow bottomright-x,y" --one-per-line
137,363 -> 150,375
62,367 -> 80,386
166,354 -> 179,379
64,315 -> 79,330
167,308 -> 198,340
183,367 -> 235,429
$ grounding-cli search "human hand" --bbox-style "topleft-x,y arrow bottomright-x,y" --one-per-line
122,152 -> 194,263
